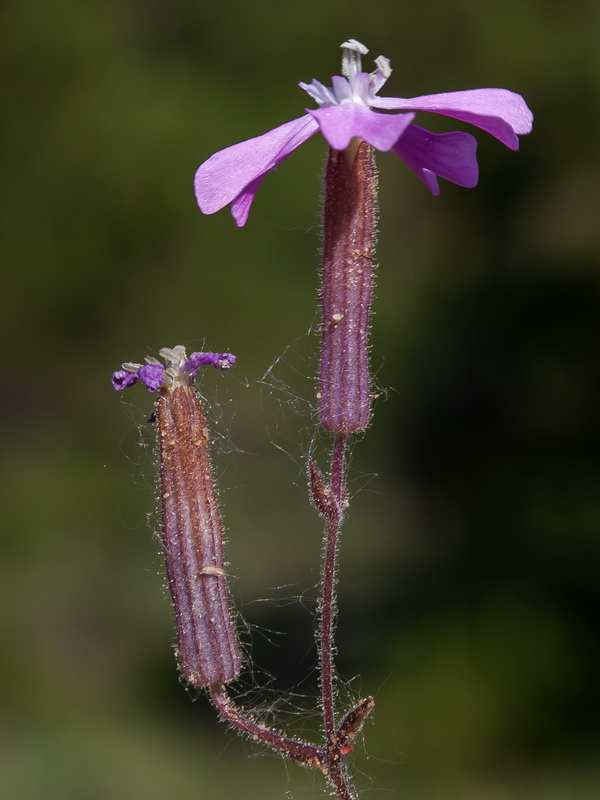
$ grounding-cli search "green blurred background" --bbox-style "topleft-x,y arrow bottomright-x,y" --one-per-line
2,1 -> 599,798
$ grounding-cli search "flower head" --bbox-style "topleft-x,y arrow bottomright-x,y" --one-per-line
195,39 -> 532,226
111,345 -> 236,392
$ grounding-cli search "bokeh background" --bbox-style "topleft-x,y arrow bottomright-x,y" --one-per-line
2,1 -> 599,798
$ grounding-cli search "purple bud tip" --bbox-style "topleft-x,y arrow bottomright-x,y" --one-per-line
112,370 -> 138,390
183,351 -> 237,378
215,352 -> 236,370
138,363 -> 165,392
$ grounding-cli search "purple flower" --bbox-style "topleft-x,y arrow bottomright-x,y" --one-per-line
195,39 -> 532,226
111,346 -> 236,392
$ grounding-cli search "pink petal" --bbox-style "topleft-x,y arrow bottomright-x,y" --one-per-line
230,175 -> 266,227
371,89 -> 532,150
393,124 -> 479,194
308,104 -> 415,152
194,115 -> 319,225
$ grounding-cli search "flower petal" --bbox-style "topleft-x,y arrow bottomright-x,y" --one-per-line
183,351 -> 237,377
194,115 -> 319,226
308,103 -> 415,152
138,363 -> 165,392
112,370 -> 138,390
371,89 -> 532,150
393,124 -> 479,194
230,174 -> 267,227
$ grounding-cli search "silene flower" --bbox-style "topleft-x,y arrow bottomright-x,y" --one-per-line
195,39 -> 533,226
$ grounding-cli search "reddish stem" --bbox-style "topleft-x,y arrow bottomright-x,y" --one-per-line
209,685 -> 323,769
317,433 -> 355,798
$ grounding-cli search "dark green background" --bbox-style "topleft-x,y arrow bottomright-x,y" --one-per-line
2,1 -> 599,798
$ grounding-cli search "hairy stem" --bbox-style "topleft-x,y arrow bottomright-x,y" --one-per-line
209,685 -> 323,769
317,433 -> 353,798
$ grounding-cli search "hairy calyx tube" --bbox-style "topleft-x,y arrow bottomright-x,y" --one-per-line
319,141 -> 377,434
157,380 -> 240,686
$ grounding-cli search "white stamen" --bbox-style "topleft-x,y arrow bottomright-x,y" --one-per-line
300,40 -> 392,109
340,39 -> 369,81
159,345 -> 187,367
369,55 -> 393,95
374,55 -> 391,79
340,39 -> 369,55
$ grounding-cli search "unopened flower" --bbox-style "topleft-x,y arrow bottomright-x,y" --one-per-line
195,39 -> 532,226
112,345 -> 240,687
